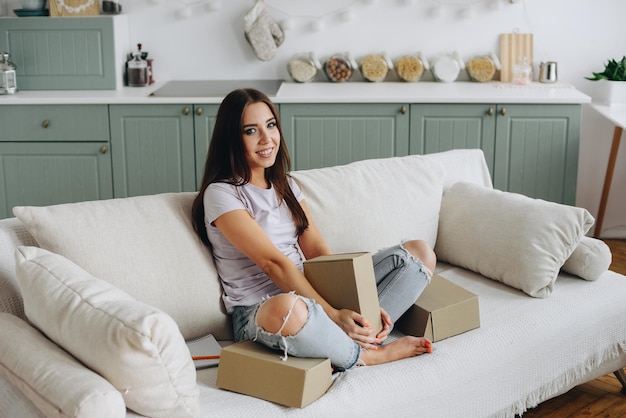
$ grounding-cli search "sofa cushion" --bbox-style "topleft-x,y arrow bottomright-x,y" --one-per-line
15,246 -> 199,418
0,313 -> 126,418
434,182 -> 594,297
13,192 -> 231,341
291,155 -> 445,253
562,236 -> 612,281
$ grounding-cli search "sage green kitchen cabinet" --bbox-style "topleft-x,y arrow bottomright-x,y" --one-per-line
0,16 -> 121,90
109,104 -> 220,198
280,103 -> 410,170
410,103 -> 580,205
192,104 -> 220,185
109,104 -> 196,197
410,104 -> 496,175
0,105 -> 112,218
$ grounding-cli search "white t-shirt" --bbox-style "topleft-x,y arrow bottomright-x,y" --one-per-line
203,177 -> 304,313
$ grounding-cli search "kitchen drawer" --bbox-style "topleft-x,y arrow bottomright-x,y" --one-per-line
0,105 -> 110,142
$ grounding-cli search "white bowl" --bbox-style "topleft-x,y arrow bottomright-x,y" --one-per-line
20,0 -> 47,10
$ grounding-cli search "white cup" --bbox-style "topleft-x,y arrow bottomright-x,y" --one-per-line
20,0 -> 48,10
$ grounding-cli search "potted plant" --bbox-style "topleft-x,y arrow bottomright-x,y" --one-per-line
586,56 -> 626,103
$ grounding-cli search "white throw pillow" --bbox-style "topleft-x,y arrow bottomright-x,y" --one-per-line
13,192 -> 231,341
0,313 -> 126,418
15,246 -> 199,418
562,236 -> 612,281
292,155 -> 445,253
434,182 -> 594,298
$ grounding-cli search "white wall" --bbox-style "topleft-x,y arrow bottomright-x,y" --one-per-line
7,0 -> 626,236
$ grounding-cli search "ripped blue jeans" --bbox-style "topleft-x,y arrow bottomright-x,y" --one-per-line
231,243 -> 431,371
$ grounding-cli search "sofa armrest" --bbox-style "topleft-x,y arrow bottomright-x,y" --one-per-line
0,217 -> 37,318
0,313 -> 125,418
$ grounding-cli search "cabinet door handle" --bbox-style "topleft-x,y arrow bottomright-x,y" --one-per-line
182,107 -> 190,116
400,106 -> 407,115
42,120 -> 50,128
500,107 -> 507,116
487,107 -> 494,116
100,145 -> 108,154
196,107 -> 203,116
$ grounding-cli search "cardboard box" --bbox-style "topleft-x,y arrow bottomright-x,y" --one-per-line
396,274 -> 480,341
216,341 -> 332,408
304,252 -> 382,334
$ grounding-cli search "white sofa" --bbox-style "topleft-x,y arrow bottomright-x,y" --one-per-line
0,149 -> 625,418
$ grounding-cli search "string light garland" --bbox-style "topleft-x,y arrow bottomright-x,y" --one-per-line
263,0 -> 520,32
171,0 -> 223,19
165,0 -> 520,23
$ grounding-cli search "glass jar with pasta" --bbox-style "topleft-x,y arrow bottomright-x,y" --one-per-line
466,52 -> 501,82
360,53 -> 392,82
395,53 -> 428,82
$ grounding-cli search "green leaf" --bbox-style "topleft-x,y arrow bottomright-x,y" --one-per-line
586,56 -> 626,81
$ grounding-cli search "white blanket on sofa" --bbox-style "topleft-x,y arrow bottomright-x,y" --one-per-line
123,265 -> 626,418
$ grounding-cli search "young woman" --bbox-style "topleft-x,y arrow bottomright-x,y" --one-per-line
191,88 -> 436,371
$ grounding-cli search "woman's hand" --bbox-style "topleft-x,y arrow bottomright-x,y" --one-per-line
329,308 -> 381,349
376,307 -> 392,342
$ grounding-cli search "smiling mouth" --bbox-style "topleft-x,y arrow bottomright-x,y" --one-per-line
257,148 -> 273,157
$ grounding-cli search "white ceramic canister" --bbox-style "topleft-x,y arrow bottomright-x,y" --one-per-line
431,51 -> 464,83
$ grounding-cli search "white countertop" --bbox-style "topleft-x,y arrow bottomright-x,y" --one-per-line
0,81 -> 591,105
591,103 -> 626,128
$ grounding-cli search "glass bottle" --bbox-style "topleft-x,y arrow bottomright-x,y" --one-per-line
513,56 -> 532,85
0,52 -> 17,95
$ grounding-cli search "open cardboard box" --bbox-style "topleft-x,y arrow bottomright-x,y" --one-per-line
216,341 -> 332,408
217,252 -> 383,407
396,274 -> 480,341
304,252 -> 383,334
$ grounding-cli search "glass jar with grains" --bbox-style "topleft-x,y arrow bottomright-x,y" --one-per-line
324,53 -> 356,83
287,52 -> 321,83
395,53 -> 428,82
360,53 -> 392,82
466,52 -> 501,82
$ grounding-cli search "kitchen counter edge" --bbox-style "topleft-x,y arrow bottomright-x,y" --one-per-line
0,81 -> 591,105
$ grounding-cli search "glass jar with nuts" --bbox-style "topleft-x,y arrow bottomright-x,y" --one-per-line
287,52 -> 321,83
395,53 -> 429,82
466,52 -> 501,82
323,53 -> 355,83
360,53 -> 392,82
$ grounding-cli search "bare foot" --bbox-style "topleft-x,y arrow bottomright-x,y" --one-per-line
359,336 -> 432,366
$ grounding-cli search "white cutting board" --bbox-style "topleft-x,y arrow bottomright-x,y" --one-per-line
499,33 -> 533,82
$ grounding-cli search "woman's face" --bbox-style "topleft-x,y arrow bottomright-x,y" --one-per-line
241,101 -> 281,173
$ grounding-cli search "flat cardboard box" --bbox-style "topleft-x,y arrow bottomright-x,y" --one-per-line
396,274 -> 480,341
216,341 -> 332,408
304,252 -> 382,334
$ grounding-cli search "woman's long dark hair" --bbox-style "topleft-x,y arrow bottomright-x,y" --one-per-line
191,88 -> 309,247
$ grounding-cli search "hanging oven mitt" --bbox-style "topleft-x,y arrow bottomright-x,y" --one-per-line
244,0 -> 285,61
